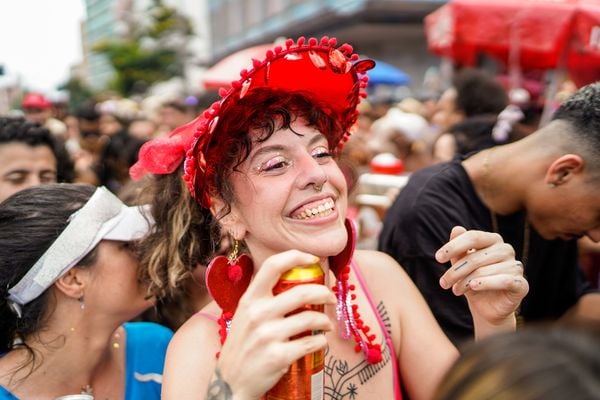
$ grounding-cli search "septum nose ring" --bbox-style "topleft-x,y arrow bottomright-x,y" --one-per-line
314,183 -> 323,192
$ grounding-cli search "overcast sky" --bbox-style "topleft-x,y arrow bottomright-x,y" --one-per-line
0,1 -> 85,94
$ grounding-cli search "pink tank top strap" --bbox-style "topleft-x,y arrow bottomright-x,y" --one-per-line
350,259 -> 403,400
195,311 -> 219,321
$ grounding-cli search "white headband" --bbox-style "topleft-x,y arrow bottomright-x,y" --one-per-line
7,186 -> 152,307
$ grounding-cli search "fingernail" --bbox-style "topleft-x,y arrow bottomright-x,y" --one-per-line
439,277 -> 449,289
435,250 -> 445,262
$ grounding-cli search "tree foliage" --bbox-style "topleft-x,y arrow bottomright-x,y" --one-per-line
58,77 -> 94,111
93,0 -> 193,96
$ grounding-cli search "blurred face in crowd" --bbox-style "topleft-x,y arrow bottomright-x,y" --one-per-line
129,119 -> 157,140
431,88 -> 463,133
0,143 -> 57,203
99,114 -> 123,136
159,105 -> 194,131
78,118 -> 105,154
78,118 -> 101,139
64,115 -> 81,141
23,107 -> 51,126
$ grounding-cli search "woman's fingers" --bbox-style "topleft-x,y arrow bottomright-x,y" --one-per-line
252,311 -> 333,344
436,229 -> 510,265
440,242 -> 517,289
243,250 -> 321,300
248,333 -> 328,377
450,261 -> 526,296
261,283 -> 335,317
464,274 -> 529,295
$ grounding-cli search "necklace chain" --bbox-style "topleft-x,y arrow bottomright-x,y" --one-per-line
483,149 -> 530,269
483,149 -> 528,326
490,211 -> 530,269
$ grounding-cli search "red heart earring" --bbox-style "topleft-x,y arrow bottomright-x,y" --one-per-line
205,237 -> 253,318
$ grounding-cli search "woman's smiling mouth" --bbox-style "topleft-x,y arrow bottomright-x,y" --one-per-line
290,198 -> 335,220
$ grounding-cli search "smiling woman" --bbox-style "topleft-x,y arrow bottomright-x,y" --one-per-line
143,36 -> 528,400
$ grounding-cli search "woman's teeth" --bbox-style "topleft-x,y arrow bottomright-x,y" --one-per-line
293,199 -> 335,220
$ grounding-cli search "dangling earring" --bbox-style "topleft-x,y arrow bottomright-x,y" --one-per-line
205,235 -> 254,352
227,239 -> 242,281
79,294 -> 85,310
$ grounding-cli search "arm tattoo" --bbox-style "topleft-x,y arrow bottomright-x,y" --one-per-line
206,367 -> 233,400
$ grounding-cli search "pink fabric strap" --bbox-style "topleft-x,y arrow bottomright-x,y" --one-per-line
350,260 -> 403,400
195,311 -> 218,321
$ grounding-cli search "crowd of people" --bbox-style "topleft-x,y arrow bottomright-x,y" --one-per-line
0,36 -> 598,400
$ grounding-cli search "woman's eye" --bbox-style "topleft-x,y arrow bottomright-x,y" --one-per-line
312,146 -> 331,160
260,157 -> 289,172
119,242 -> 135,253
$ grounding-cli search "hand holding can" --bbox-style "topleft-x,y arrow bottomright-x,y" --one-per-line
265,263 -> 326,400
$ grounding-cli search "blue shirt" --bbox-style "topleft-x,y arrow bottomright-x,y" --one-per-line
0,322 -> 172,399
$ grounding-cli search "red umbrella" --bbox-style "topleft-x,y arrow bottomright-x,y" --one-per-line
425,0 -> 600,87
202,44 -> 275,90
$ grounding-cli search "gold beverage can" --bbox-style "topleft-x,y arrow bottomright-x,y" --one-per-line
265,264 -> 325,400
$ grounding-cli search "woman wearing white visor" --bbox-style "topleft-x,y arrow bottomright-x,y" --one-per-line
0,184 -> 172,400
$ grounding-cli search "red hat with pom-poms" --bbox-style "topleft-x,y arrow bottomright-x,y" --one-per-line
183,36 -> 375,208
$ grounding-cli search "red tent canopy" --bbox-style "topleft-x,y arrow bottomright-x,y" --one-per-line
425,0 -> 600,87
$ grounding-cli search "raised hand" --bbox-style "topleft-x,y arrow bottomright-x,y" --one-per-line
436,226 -> 529,339
215,250 -> 335,400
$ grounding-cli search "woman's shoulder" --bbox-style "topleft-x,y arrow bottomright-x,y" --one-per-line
352,250 -> 420,300
169,302 -> 220,346
162,302 -> 221,379
353,249 -> 407,277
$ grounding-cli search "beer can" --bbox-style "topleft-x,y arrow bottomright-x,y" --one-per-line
265,264 -> 325,400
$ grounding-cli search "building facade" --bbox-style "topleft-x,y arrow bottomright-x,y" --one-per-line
206,0 -> 447,97
82,0 -> 119,90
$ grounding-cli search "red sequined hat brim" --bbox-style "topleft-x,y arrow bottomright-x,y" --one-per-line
183,36 -> 375,208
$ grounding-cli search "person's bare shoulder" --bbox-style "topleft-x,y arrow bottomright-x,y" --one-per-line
162,301 -> 221,398
171,301 -> 220,345
353,249 -> 411,283
352,249 -> 429,314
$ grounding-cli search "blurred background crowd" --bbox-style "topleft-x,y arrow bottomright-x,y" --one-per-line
2,0 -> 597,289
1,1 -> 599,398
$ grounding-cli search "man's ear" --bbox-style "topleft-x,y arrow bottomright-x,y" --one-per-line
544,154 -> 584,186
54,267 -> 88,300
